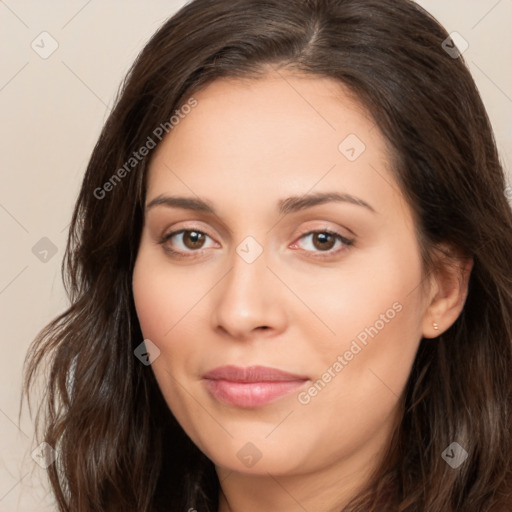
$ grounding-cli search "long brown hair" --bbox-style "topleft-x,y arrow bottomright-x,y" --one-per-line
23,0 -> 512,510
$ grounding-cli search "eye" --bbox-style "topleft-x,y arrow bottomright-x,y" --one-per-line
158,227 -> 354,260
291,230 -> 354,258
158,229 -> 217,256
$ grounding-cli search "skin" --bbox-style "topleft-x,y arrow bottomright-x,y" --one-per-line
132,69 -> 471,512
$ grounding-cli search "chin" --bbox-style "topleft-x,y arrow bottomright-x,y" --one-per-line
198,435 -> 309,476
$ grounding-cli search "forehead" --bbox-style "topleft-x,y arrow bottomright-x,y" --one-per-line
161,71 -> 377,158
145,71 -> 401,218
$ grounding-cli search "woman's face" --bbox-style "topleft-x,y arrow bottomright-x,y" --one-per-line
132,71 -> 434,482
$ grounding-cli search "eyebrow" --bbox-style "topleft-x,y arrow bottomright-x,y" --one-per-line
145,191 -> 377,215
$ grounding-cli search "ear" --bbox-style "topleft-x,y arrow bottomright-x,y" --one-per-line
421,245 -> 473,339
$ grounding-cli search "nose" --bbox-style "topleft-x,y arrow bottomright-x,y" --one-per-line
211,242 -> 288,340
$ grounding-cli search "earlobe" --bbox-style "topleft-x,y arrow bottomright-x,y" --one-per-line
421,251 -> 473,339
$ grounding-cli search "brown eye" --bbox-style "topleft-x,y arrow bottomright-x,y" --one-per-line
293,230 -> 354,258
182,230 -> 206,249
159,228 -> 216,256
312,232 -> 336,251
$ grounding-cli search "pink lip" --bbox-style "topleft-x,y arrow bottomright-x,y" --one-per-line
202,365 -> 309,408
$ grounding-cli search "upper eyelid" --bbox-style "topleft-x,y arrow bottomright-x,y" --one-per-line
149,206 -> 361,239
160,217 -> 354,239
160,225 -> 351,240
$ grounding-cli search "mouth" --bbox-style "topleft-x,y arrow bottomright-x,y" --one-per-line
202,365 -> 310,408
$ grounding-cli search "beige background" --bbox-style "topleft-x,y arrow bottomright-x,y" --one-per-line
1,1 -> 511,510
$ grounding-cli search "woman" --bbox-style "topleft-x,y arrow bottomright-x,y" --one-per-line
23,0 -> 512,510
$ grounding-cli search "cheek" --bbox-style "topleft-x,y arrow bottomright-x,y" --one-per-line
132,247 -> 204,342
131,246 -> 219,413
288,240 -> 424,357
132,265 -> 169,342
290,243 -> 425,443
132,253 -> 202,426
297,241 -> 425,420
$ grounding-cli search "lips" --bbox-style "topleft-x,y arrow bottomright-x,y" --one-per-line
202,365 -> 309,408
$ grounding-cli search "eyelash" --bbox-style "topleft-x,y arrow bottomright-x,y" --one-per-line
158,227 -> 354,260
